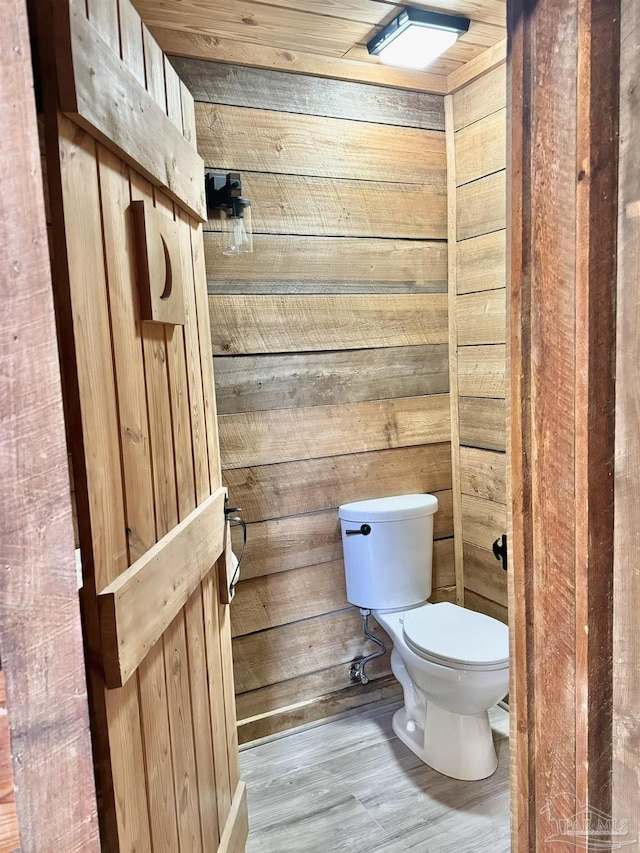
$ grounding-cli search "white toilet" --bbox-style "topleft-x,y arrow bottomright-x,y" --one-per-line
339,493 -> 509,781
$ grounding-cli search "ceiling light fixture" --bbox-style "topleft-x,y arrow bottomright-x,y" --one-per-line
367,7 -> 470,71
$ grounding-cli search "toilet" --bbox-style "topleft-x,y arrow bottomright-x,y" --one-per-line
339,493 -> 509,781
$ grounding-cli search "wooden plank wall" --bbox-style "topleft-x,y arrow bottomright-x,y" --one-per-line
174,57 -> 453,741
448,64 -> 508,623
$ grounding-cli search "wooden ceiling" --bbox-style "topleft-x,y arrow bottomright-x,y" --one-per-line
134,0 -> 506,94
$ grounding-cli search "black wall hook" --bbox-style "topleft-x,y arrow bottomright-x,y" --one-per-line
493,534 -> 508,572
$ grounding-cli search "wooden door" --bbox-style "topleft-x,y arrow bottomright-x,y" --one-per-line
34,1 -> 247,850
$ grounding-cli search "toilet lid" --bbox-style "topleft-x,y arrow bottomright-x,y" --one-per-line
402,602 -> 509,669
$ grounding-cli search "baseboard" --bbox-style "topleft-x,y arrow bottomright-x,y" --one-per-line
238,676 -> 402,749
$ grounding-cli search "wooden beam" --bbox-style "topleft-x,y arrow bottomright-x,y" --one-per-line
54,6 -> 206,220
445,93 -> 465,607
509,0 -> 619,848
613,0 -> 640,841
0,1 -> 100,848
152,27 -> 449,94
447,38 -> 507,94
98,488 -> 226,687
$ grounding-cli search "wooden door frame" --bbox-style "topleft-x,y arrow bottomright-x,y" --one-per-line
0,1 -> 100,850
507,0 -> 640,850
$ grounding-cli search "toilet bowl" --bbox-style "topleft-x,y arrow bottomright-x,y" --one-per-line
374,603 -> 508,780
339,494 -> 509,781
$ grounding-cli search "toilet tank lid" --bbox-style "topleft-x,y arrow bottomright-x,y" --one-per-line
338,494 -> 438,523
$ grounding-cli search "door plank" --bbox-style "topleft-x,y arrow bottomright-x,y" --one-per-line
202,572 -> 234,824
99,489 -> 226,687
218,781 -> 248,853
54,6 -> 206,218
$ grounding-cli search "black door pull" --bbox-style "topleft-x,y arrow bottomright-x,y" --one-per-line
346,524 -> 372,536
493,534 -> 508,571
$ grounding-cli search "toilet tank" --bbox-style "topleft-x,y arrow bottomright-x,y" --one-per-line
338,494 -> 438,610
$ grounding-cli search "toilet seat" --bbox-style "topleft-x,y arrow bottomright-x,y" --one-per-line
402,602 -> 509,671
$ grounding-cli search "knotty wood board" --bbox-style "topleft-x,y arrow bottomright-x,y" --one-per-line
154,27 -> 449,94
195,104 -> 446,185
456,170 -> 506,241
455,108 -> 506,187
219,395 -> 450,469
142,0 -> 506,35
204,173 -> 447,240
457,230 -> 506,294
452,63 -> 506,131
214,345 -> 449,414
459,397 -> 506,451
174,58 -> 445,130
135,0 -> 373,57
209,294 -> 448,354
457,290 -> 506,345
233,490 -> 454,580
206,233 -> 448,288
224,444 -> 452,523
463,542 -> 507,607
458,345 -> 506,398
459,447 -> 507,503
461,494 -> 507,551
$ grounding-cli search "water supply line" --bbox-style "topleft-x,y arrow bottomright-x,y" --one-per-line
349,609 -> 387,685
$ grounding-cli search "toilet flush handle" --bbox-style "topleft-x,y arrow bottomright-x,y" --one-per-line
345,524 -> 371,536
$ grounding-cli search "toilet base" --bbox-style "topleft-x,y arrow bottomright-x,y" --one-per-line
392,702 -> 498,781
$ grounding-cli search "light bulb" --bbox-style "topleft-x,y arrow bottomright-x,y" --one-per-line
223,208 -> 253,255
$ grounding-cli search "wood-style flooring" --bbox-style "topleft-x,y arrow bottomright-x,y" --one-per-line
239,701 -> 510,852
